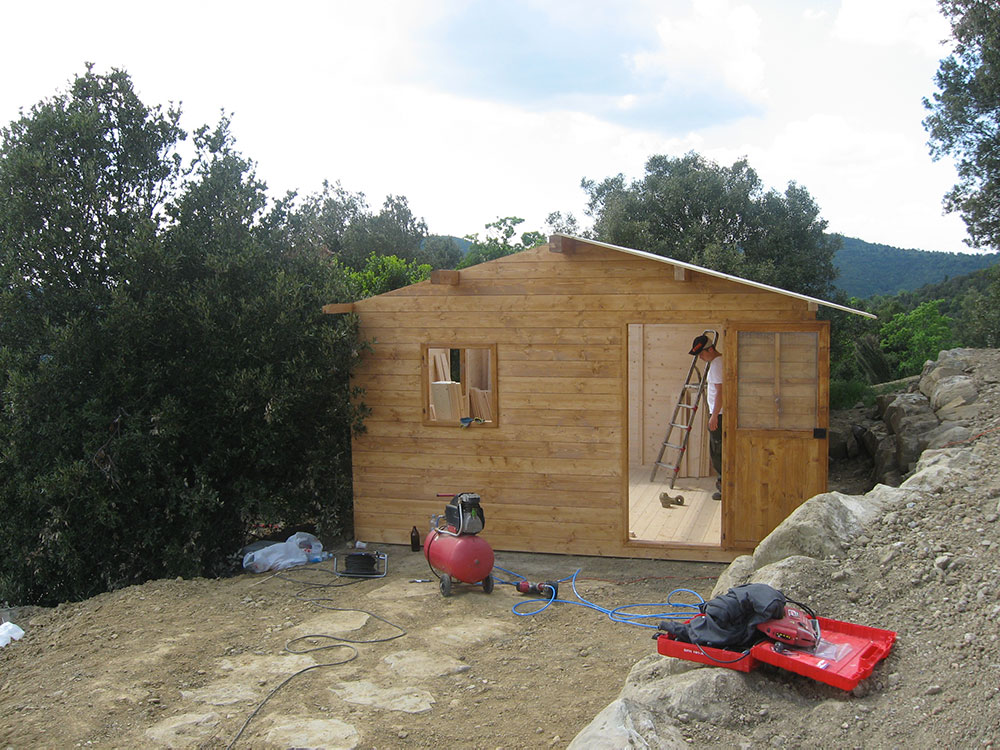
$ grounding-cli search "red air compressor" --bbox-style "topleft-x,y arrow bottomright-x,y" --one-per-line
424,493 -> 495,597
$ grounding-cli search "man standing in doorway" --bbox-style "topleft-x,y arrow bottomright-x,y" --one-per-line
689,335 -> 723,501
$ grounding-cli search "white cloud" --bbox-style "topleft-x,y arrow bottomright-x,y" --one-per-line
0,0 -> 974,252
833,0 -> 952,55
632,0 -> 767,101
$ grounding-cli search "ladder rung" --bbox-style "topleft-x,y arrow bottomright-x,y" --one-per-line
655,461 -> 678,471
669,422 -> 691,430
677,403 -> 695,411
663,442 -> 685,450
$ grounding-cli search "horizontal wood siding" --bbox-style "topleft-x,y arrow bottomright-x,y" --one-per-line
349,242 -> 811,559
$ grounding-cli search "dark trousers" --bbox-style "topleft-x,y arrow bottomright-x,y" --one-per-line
709,414 -> 723,479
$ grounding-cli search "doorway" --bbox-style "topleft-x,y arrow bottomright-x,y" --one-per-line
626,323 -> 722,546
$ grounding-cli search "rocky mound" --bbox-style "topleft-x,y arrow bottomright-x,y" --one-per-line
571,349 -> 1000,749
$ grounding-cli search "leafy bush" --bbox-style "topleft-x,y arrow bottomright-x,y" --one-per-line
0,68 -> 367,605
458,217 -> 546,268
880,300 -> 955,378
347,253 -> 431,297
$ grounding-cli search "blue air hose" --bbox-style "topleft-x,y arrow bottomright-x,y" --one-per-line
492,566 -> 705,626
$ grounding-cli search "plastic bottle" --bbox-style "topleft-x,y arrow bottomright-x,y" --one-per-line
308,551 -> 333,563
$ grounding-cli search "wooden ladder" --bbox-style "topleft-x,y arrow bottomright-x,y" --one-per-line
650,330 -> 718,486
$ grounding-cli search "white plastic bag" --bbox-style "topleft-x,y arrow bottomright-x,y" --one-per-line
242,532 -> 325,573
0,621 -> 24,647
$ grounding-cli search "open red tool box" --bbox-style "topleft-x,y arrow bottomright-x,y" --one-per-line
657,616 -> 896,691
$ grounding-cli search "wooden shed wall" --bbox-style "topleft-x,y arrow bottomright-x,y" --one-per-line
349,241 -> 814,560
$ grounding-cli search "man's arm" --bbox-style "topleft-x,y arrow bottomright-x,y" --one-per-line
708,384 -> 722,431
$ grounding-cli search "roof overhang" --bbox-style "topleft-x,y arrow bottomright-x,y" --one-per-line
550,233 -> 876,319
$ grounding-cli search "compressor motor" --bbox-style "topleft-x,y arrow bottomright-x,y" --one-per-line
440,492 -> 485,536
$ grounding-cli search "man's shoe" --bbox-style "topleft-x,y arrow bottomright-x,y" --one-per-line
712,491 -> 721,501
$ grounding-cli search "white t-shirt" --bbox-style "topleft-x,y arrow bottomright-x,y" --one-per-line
706,356 -> 723,415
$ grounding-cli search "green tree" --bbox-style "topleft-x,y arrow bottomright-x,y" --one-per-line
544,210 -> 584,237
0,67 -> 365,605
266,184 -> 431,272
880,300 -> 956,378
924,1 -> 1000,249
347,253 -> 431,297
854,332 -> 896,385
342,194 -> 428,269
457,217 -> 545,269
964,265 -> 1000,345
582,152 -> 840,298
270,180 -> 368,263
420,234 -> 463,269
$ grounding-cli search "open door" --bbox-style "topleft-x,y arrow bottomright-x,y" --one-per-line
627,323 -> 720,546
723,321 -> 830,550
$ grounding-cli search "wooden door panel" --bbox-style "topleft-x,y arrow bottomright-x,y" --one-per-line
723,322 -> 829,550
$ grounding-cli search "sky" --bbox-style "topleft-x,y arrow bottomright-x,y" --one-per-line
0,0 -> 973,252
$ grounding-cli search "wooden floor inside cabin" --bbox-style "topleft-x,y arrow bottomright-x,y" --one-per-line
628,468 -> 721,545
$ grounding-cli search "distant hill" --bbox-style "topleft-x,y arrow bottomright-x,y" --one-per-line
833,235 -> 1000,299
426,235 -> 472,254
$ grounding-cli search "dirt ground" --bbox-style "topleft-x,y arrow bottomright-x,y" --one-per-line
5,349 -> 999,750
0,545 -> 725,749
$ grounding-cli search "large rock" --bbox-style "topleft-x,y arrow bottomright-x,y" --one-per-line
752,492 -> 892,569
568,655 -> 755,749
919,349 -> 979,423
711,554 -> 755,597
883,392 -> 935,435
900,446 -> 981,493
859,420 -> 888,459
873,432 -> 901,486
874,392 -> 896,420
936,397 -> 980,423
567,655 -> 700,749
567,694 -> 687,750
735,555 -> 827,597
925,421 -> 973,451
929,374 -> 977,411
894,413 -> 940,473
919,348 -> 975,397
879,392 -> 939,475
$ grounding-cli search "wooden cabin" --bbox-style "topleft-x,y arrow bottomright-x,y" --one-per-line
324,235 -> 873,563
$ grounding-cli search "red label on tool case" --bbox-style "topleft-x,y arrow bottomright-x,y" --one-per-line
656,633 -> 758,672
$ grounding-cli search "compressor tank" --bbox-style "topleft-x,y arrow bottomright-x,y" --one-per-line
424,528 -> 494,584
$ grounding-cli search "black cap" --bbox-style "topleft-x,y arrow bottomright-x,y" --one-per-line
689,335 -> 709,355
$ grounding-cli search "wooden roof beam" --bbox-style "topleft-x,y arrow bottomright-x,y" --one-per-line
549,234 -> 581,254
322,303 -> 354,314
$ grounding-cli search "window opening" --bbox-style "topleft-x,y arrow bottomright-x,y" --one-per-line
423,344 -> 497,426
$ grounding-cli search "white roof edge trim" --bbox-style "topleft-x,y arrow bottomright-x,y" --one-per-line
552,233 -> 876,319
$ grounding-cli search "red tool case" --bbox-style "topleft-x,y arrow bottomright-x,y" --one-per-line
656,616 -> 896,691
